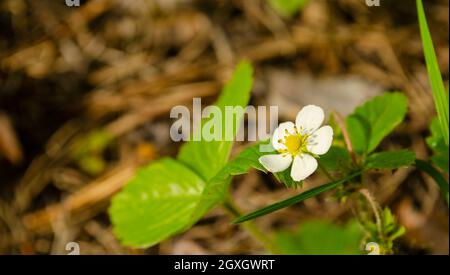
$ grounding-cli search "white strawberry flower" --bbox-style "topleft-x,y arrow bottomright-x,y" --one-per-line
259,105 -> 333,182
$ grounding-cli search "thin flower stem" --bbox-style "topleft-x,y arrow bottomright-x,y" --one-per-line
334,112 -> 358,165
223,197 -> 280,254
359,188 -> 383,237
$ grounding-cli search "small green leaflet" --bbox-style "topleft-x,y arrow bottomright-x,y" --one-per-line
417,0 -> 449,145
381,208 -> 406,244
72,130 -> 115,175
365,150 -> 416,170
362,207 -> 406,252
268,0 -> 309,17
346,92 -> 408,155
275,220 -> 364,255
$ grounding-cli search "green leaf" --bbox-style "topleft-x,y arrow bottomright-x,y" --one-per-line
78,155 -> 106,175
346,93 -> 408,155
109,158 -> 205,247
268,0 -> 309,17
177,61 -> 253,182
233,172 -> 361,223
190,142 -> 266,223
318,146 -> 353,173
415,159 -> 449,206
179,61 -> 254,224
365,150 -> 416,170
275,220 -> 364,255
417,0 -> 449,145
431,153 -> 449,175
427,117 -> 444,148
72,130 -> 115,175
110,62 -> 254,247
426,117 -> 449,173
72,130 -> 114,158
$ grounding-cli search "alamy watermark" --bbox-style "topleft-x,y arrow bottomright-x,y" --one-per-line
66,0 -> 379,8
65,0 -> 80,7
365,242 -> 380,255
65,242 -> 80,255
365,0 -> 380,7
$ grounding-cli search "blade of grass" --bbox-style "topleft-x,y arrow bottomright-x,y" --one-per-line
417,0 -> 449,145
415,159 -> 449,206
233,172 -> 361,223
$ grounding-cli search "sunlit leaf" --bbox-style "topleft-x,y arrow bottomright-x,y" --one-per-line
177,61 -> 253,181
110,62 -> 254,247
109,158 -> 205,247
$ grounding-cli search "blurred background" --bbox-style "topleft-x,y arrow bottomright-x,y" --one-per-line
0,0 -> 448,255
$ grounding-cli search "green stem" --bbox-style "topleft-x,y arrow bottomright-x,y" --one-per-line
223,197 -> 280,254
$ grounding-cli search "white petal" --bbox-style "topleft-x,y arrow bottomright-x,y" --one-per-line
290,154 -> 318,181
259,154 -> 292,173
272,122 -> 296,151
295,105 -> 325,135
307,126 -> 334,155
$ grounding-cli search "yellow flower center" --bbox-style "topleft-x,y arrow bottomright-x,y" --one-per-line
279,128 -> 309,156
284,134 -> 301,155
